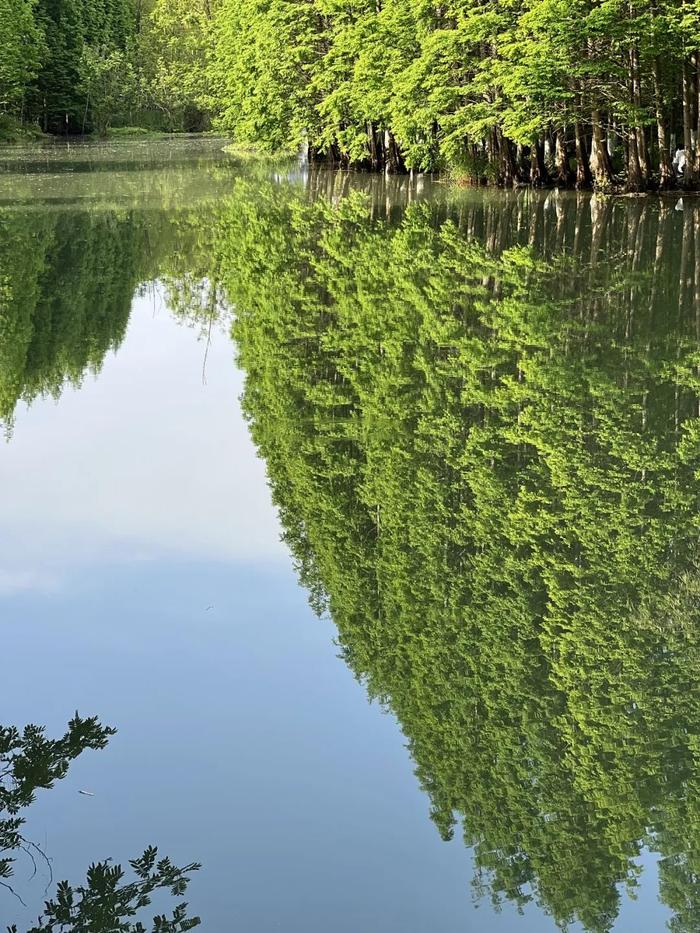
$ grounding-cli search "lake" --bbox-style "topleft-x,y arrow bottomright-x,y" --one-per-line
1,136 -> 699,933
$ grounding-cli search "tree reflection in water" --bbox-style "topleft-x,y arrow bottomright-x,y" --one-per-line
1,716 -> 200,932
4,176 -> 700,931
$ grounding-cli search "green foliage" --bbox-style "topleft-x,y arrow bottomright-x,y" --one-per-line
0,0 -> 138,133
0,116 -> 44,143
210,0 -> 323,152
80,45 -> 138,134
135,0 -> 221,132
32,0 -> 87,131
203,0 -> 700,187
0,0 -> 44,114
0,0 -> 694,190
0,0 -> 226,135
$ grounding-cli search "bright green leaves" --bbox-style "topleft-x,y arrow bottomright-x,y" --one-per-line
0,0 -> 44,113
138,0 -> 221,131
201,0 -> 688,185
80,44 -> 137,134
211,0 -> 324,151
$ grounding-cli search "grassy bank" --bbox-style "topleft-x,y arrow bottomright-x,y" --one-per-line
0,116 -> 45,144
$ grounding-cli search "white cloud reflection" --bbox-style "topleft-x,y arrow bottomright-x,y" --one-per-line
0,291 -> 286,583
0,569 -> 60,595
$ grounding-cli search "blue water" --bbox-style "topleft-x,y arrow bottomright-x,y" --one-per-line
0,140 -> 678,932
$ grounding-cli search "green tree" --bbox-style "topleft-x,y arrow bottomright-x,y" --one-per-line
80,44 -> 137,133
21,0 -> 136,132
0,0 -> 44,118
211,0 -> 323,151
32,0 -> 86,132
136,0 -> 220,132
203,0 -> 693,189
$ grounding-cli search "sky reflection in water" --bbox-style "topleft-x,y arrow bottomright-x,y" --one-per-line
1,138 -> 696,932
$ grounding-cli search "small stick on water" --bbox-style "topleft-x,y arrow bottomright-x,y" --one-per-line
23,837 -> 53,895
0,880 -> 27,907
19,842 -> 37,880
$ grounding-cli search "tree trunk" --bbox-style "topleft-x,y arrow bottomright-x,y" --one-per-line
590,109 -> 615,188
486,129 -> 499,180
574,122 -> 592,188
530,136 -> 550,186
636,126 -> 649,180
627,125 -> 645,191
682,57 -> 698,187
696,51 -> 700,175
367,122 -> 379,171
385,131 -> 405,173
554,127 -> 573,186
628,46 -> 648,190
607,120 -> 617,157
631,46 -> 649,180
635,127 -> 649,185
652,57 -> 674,188
497,129 -> 517,186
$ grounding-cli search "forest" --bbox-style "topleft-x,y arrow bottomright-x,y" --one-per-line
4,0 -> 700,189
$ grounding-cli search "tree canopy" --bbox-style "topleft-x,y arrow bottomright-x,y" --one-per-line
2,0 -> 700,188
207,0 -> 700,190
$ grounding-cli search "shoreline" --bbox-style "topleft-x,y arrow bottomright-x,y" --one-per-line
2,130 -> 698,202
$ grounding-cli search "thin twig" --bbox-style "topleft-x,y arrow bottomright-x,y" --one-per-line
0,879 -> 27,907
201,294 -> 216,386
24,839 -> 53,895
19,843 -> 37,881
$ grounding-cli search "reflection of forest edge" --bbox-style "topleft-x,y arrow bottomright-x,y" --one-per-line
3,174 -> 700,932
229,182 -> 700,933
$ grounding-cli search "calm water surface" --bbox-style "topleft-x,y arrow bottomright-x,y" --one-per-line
1,137 -> 699,933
